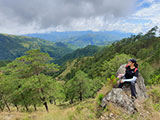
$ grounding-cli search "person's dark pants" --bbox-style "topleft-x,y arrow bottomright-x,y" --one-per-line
118,81 -> 137,98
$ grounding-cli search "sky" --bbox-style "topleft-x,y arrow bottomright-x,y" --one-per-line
0,0 -> 160,34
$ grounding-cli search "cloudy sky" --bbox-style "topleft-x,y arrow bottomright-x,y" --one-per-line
0,0 -> 160,34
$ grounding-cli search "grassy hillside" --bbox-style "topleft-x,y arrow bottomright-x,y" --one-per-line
0,85 -> 160,120
0,27 -> 160,120
0,33 -> 73,60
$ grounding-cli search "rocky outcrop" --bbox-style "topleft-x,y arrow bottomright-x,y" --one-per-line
101,88 -> 137,114
101,64 -> 147,114
116,64 -> 148,99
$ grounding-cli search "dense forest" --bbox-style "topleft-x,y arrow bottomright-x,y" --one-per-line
0,27 -> 160,119
62,26 -> 160,85
0,33 -> 105,65
55,45 -> 102,65
0,33 -> 73,61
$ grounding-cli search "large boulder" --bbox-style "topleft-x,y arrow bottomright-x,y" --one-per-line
116,64 -> 147,99
101,88 -> 137,114
101,64 -> 148,114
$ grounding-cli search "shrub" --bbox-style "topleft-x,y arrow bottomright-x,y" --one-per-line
148,74 -> 160,85
97,93 -> 104,106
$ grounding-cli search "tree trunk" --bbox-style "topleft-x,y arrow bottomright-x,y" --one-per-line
21,94 -> 29,112
0,106 -> 4,112
49,99 -> 53,104
34,104 -> 37,111
3,97 -> 11,112
15,104 -> 19,111
44,102 -> 49,112
37,75 -> 49,112
79,91 -> 83,101
53,98 -> 56,105
70,97 -> 73,104
25,105 -> 29,112
40,94 -> 49,112
79,84 -> 83,101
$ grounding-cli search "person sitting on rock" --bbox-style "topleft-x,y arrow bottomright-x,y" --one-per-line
117,58 -> 139,100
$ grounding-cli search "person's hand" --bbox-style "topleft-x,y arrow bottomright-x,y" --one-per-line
117,74 -> 124,78
117,80 -> 123,84
117,80 -> 120,84
120,79 -> 124,83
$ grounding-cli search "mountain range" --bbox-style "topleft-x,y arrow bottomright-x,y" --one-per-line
0,31 -> 131,63
26,31 -> 132,48
0,33 -> 73,61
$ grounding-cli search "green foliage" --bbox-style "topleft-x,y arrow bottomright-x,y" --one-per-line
153,102 -> 160,111
137,48 -> 153,60
139,62 -> 154,85
101,54 -> 131,78
97,93 -> 104,106
0,60 -> 11,67
61,27 -> 160,88
55,45 -> 100,65
65,70 -> 93,103
0,49 -> 62,112
150,89 -> 160,103
0,33 -> 73,61
150,43 -> 160,63
148,74 -> 160,85
92,77 -> 104,95
0,26 -> 160,113
149,88 -> 160,111
106,75 -> 118,87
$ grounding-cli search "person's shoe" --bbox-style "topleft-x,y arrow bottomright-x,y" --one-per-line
131,96 -> 137,102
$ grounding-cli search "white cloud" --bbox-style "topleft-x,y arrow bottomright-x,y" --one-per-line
129,2 -> 160,33
0,0 -> 137,34
0,0 -> 159,34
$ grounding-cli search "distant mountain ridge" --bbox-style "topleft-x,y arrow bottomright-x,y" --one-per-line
0,33 -> 73,60
26,31 -> 133,48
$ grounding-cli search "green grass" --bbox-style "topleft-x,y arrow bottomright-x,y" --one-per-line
0,85 -> 160,120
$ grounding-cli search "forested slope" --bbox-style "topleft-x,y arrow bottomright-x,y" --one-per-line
0,33 -> 73,60
62,26 -> 160,85
0,27 -> 160,120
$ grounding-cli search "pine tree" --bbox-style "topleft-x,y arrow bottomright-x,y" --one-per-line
65,70 -> 92,103
0,49 -> 60,112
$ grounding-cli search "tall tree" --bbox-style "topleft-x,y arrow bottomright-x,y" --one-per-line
1,49 -> 60,112
65,70 -> 92,103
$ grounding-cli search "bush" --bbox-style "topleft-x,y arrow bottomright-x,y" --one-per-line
153,102 -> 160,111
107,75 -> 118,87
150,88 -> 160,103
139,62 -> 154,85
148,88 -> 160,111
97,93 -> 104,106
101,54 -> 131,78
148,74 -> 160,85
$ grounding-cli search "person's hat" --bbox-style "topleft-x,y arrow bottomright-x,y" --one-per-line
128,58 -> 137,63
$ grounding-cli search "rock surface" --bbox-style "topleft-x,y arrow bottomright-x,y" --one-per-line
101,88 -> 137,114
116,64 -> 148,99
101,64 -> 147,114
